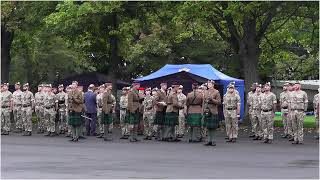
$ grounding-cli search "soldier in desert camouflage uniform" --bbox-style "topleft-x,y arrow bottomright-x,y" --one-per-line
279,83 -> 291,138
12,82 -> 24,133
1,83 -> 12,135
142,87 -> 155,140
35,84 -> 45,133
313,88 -> 319,140
119,87 -> 130,139
56,84 -> 68,134
290,82 -> 308,144
21,83 -> 34,136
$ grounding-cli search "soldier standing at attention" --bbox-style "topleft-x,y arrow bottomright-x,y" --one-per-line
21,83 -> 34,136
154,82 -> 167,141
65,85 -> 72,137
96,85 -> 105,138
142,87 -> 155,140
35,84 -> 45,134
176,85 -> 187,138
56,84 -> 68,134
203,80 -> 221,146
1,83 -> 13,135
101,83 -> 115,141
290,82 -> 308,145
248,83 -> 257,138
186,83 -> 203,143
287,83 -> 295,141
164,83 -> 182,142
12,82 -> 24,133
119,87 -> 130,139
43,84 -> 57,137
223,83 -> 241,143
251,84 -> 263,140
260,82 -> 277,144
279,83 -> 291,138
313,88 -> 319,140
67,81 -> 84,142
126,82 -> 141,142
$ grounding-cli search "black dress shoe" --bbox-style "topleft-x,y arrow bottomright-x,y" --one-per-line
263,139 -> 269,143
288,138 -> 294,141
211,142 -> 216,146
73,138 -> 79,142
120,136 -> 128,139
172,138 -> 181,142
281,134 -> 288,138
292,141 -> 298,144
253,136 -> 260,140
104,138 -> 112,141
96,134 -> 103,138
232,138 -> 237,143
143,137 -> 149,140
226,139 -> 233,143
249,134 -> 255,138
69,138 -> 74,142
204,142 -> 212,146
225,136 -> 229,140
188,139 -> 193,143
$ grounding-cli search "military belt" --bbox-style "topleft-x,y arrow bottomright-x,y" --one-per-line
22,104 -> 31,107
262,109 -> 272,112
120,108 -> 126,110
293,109 -> 304,111
227,107 -> 236,110
45,106 -> 55,109
281,107 -> 288,109
1,105 -> 10,108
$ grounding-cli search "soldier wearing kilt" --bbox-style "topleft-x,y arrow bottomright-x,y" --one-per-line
126,82 -> 141,142
101,83 -> 115,141
164,83 -> 182,142
67,81 -> 84,142
203,80 -> 221,146
154,82 -> 167,140
186,83 -> 204,143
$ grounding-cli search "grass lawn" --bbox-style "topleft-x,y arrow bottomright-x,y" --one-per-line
274,115 -> 316,128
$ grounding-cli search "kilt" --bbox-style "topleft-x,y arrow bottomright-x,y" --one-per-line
102,113 -> 113,125
164,112 -> 179,126
68,112 -> 82,127
154,111 -> 165,125
203,114 -> 220,129
186,113 -> 202,127
125,112 -> 139,125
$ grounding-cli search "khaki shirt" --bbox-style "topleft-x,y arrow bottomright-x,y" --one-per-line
13,90 -> 24,106
143,95 -> 155,112
223,92 -> 240,110
166,92 -> 181,113
1,90 -> 12,107
290,90 -> 308,111
250,92 -> 262,112
313,93 -> 319,117
186,90 -> 203,114
247,91 -> 254,113
96,93 -> 103,108
127,89 -> 140,113
203,88 -> 221,115
43,92 -> 57,108
260,92 -> 277,111
35,92 -> 45,107
280,91 -> 290,113
155,89 -> 167,112
120,95 -> 128,109
22,91 -> 34,107
102,90 -> 115,114
56,92 -> 67,109
68,89 -> 84,112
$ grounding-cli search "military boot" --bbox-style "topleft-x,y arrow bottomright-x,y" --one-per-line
44,132 -> 51,136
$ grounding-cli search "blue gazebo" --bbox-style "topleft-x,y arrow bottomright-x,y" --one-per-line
134,64 -> 245,120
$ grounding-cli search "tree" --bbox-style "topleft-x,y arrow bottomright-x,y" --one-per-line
174,1 -> 319,91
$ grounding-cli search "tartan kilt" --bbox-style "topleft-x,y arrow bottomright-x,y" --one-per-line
186,113 -> 202,127
68,112 -> 82,127
203,114 -> 220,129
125,112 -> 139,125
154,111 -> 165,125
164,112 -> 179,126
102,113 -> 113,125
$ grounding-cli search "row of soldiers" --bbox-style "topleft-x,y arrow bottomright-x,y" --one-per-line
247,81 -> 319,144
1,80 -> 318,145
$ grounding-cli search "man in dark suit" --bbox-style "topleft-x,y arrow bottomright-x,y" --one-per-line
84,84 -> 97,136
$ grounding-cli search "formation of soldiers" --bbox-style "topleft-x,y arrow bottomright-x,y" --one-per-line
1,80 -> 319,146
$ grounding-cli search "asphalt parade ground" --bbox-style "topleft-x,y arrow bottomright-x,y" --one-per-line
1,127 -> 319,179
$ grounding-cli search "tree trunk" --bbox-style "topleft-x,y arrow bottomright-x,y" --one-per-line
1,26 -> 14,83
